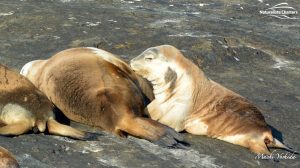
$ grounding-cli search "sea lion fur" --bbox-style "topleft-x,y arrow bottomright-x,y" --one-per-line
0,64 -> 98,140
130,45 -> 295,154
0,146 -> 19,168
21,47 -> 183,147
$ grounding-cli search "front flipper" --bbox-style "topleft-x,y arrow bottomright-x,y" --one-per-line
47,118 -> 101,140
153,125 -> 189,149
118,117 -> 187,148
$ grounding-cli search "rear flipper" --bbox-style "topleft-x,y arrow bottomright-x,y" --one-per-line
250,134 -> 300,154
267,138 -> 299,154
0,121 -> 32,136
47,118 -> 101,141
119,117 -> 186,148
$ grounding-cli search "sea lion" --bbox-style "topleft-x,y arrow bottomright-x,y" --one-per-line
20,47 -> 183,147
130,45 -> 295,154
0,64 -> 98,140
0,146 -> 19,168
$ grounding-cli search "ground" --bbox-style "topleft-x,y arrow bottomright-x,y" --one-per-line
0,0 -> 299,167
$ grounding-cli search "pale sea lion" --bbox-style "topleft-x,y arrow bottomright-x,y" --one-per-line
130,45 -> 295,154
0,64 -> 98,140
0,146 -> 19,168
21,47 -> 183,147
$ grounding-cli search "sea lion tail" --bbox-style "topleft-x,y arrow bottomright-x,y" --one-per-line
47,118 -> 100,141
119,117 -> 186,148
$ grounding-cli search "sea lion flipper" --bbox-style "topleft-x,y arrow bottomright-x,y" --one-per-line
119,117 -> 185,147
267,138 -> 300,154
47,118 -> 100,141
0,121 -> 32,136
82,132 -> 103,141
153,126 -> 188,149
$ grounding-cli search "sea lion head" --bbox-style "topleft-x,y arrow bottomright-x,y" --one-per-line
130,45 -> 180,83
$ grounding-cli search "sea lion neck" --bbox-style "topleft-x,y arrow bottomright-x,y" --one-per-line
147,63 -> 195,131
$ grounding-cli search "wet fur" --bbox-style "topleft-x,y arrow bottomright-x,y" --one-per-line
130,45 -> 294,154
21,47 -> 183,147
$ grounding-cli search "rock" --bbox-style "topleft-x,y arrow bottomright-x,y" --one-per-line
0,0 -> 299,167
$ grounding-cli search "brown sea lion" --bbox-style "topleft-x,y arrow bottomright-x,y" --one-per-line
130,45 -> 295,154
0,146 -> 19,168
20,47 -> 183,147
0,64 -> 98,140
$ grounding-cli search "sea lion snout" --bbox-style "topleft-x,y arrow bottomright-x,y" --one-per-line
130,57 -> 149,79
129,52 -> 149,71
129,59 -> 139,71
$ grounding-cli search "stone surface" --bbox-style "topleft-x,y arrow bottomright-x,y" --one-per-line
0,0 -> 299,167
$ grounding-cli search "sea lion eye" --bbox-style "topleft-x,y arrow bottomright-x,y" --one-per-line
144,55 -> 153,61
